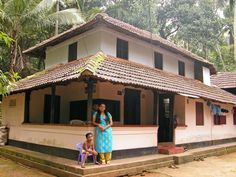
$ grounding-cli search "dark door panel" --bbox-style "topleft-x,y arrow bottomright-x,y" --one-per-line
44,95 -> 60,123
124,89 -> 141,125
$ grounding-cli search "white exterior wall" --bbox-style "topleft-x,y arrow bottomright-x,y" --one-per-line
2,93 -> 25,126
44,27 -> 211,82
2,85 -> 157,151
45,29 -> 102,68
175,98 -> 236,144
7,125 -> 157,151
2,89 -> 236,151
100,28 -> 195,79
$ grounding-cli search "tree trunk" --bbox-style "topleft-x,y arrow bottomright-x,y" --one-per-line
9,35 -> 25,73
215,44 -> 226,71
9,38 -> 18,72
234,1 -> 236,66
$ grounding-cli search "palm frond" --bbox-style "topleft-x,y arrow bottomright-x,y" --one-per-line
32,0 -> 57,14
85,7 -> 103,21
49,8 -> 85,25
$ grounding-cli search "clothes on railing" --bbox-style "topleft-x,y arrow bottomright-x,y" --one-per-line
207,101 -> 221,116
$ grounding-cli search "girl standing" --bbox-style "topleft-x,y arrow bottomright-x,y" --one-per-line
92,103 -> 113,164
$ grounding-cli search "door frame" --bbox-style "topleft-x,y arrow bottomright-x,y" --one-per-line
158,93 -> 175,143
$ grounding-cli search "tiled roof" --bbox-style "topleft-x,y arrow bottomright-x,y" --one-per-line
211,72 -> 236,89
23,13 -> 216,74
14,52 -> 236,104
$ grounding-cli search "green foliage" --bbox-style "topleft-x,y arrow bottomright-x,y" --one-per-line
0,0 -> 235,73
172,0 -> 224,58
209,45 -> 235,72
106,0 -> 158,33
0,31 -> 14,47
0,30 -> 20,96
0,70 -> 20,96
0,0 -> 85,73
106,0 -> 235,72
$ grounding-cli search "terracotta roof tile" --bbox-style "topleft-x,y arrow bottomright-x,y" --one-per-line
23,13 -> 216,74
211,72 -> 236,89
14,52 -> 236,104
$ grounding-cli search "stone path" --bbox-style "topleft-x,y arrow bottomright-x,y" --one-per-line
0,156 -> 54,177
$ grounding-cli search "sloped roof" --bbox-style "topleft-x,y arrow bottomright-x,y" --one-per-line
14,52 -> 236,104
23,13 -> 216,74
211,72 -> 236,89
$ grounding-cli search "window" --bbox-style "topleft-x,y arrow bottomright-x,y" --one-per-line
68,42 -> 77,62
214,115 -> 226,125
154,52 -> 163,70
196,102 -> 204,125
70,99 -> 120,122
178,61 -> 185,76
234,107 -> 236,125
220,115 -> 226,124
194,62 -> 203,82
117,38 -> 128,59
213,105 -> 226,125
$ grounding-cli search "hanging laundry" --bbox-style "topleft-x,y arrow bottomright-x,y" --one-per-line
206,101 -> 221,115
221,109 -> 229,113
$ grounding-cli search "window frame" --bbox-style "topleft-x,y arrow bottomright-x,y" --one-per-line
178,61 -> 185,76
196,102 -> 204,126
68,42 -> 78,62
213,105 -> 226,125
234,107 -> 236,125
154,52 -> 163,70
116,38 -> 129,60
194,61 -> 203,82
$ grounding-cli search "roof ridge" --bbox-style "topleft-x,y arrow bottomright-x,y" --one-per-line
79,52 -> 107,75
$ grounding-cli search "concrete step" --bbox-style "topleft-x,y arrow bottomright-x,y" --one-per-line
0,146 -> 174,177
85,160 -> 174,177
158,144 -> 184,155
0,151 -> 82,177
3,142 -> 236,176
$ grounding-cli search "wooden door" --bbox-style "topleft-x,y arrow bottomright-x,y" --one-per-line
44,95 -> 60,123
124,89 -> 141,125
158,94 -> 174,142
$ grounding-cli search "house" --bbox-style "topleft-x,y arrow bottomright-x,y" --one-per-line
211,72 -> 236,125
2,13 -> 236,159
211,72 -> 236,95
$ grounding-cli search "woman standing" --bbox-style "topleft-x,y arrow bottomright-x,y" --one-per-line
92,103 -> 113,164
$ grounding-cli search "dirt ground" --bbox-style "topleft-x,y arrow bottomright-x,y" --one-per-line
0,156 -> 54,177
135,152 -> 236,177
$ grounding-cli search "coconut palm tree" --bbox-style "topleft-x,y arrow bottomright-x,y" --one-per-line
0,31 -> 20,96
65,0 -> 104,21
0,0 -> 85,72
229,0 -> 236,65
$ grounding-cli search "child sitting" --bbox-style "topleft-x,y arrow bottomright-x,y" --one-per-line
81,132 -> 99,168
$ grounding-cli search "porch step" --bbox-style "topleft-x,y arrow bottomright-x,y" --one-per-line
0,145 -> 174,177
158,144 -> 184,155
